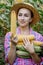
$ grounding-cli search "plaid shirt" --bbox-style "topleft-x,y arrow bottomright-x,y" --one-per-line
4,27 -> 43,65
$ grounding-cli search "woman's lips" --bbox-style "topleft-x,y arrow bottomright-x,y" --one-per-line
20,21 -> 25,24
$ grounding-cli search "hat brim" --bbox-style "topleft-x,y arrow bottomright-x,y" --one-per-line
11,3 -> 40,25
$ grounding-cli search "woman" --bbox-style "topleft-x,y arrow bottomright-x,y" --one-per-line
4,3 -> 43,65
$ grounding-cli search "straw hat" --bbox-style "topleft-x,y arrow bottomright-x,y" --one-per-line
11,3 -> 40,25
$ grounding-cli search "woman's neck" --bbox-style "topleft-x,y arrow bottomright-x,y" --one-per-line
20,26 -> 30,35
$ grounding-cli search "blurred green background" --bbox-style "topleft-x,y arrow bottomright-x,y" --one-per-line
0,0 -> 43,65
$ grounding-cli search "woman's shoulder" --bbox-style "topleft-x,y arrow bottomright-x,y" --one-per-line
5,32 -> 12,39
4,32 -> 12,48
30,28 -> 43,41
5,32 -> 11,36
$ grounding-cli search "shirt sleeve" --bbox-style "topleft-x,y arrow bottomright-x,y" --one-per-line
36,32 -> 43,42
32,30 -> 43,42
31,30 -> 43,64
4,32 -> 12,62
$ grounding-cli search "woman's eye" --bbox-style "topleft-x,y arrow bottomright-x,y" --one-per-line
18,13 -> 22,16
24,14 -> 29,17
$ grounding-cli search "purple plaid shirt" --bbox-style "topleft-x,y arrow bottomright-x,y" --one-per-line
4,27 -> 43,65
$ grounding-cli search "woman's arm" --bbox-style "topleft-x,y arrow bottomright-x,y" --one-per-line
31,31 -> 43,64
30,52 -> 41,64
23,38 -> 41,64
8,43 -> 16,65
4,32 -> 16,65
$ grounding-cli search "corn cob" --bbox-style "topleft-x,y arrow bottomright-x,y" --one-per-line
16,45 -> 41,53
16,50 -> 29,56
13,35 -> 43,46
32,40 -> 43,46
16,34 -> 35,42
17,40 -> 43,46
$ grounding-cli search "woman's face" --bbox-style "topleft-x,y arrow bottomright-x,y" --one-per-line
17,8 -> 32,27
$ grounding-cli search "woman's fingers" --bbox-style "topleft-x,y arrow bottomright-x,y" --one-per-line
23,38 -> 35,53
12,36 -> 18,44
23,38 -> 26,46
13,36 -> 18,43
10,33 -> 13,40
23,38 -> 30,46
23,38 -> 29,50
10,33 -> 18,44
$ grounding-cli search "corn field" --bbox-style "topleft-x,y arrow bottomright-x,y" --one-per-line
0,0 -> 43,65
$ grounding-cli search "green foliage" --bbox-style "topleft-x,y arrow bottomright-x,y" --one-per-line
25,0 -> 43,35
0,37 -> 5,65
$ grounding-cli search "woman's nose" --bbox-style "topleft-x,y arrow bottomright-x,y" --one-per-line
21,16 -> 24,20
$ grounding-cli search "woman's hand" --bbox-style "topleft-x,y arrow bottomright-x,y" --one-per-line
10,33 -> 18,45
23,38 -> 41,63
23,38 -> 35,54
